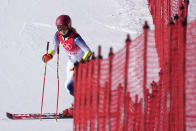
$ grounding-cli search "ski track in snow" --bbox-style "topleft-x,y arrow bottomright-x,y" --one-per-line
19,23 -> 27,36
113,0 -> 154,36
88,17 -> 137,35
32,23 -> 55,29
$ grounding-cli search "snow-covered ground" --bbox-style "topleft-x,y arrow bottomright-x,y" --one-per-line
0,0 -> 195,130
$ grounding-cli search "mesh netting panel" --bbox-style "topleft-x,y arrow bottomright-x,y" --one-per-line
185,20 -> 196,130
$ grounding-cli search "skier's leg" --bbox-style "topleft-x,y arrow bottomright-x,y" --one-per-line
67,78 -> 74,96
65,60 -> 74,96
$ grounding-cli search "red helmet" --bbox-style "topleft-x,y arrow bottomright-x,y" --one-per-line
56,15 -> 72,28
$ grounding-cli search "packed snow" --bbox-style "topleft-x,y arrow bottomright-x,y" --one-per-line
0,0 -> 195,130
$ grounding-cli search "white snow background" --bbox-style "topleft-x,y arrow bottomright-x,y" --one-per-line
0,0 -> 195,131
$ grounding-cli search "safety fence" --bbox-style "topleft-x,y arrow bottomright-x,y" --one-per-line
147,0 -> 188,130
73,0 -> 196,130
147,0 -> 196,130
73,22 -> 160,131
185,20 -> 196,130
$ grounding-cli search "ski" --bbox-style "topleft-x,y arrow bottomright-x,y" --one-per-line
6,112 -> 73,120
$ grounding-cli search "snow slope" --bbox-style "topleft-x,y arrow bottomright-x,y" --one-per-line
0,0 -> 195,131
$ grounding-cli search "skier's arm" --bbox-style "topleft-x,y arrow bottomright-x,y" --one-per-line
74,35 -> 91,61
48,31 -> 60,56
42,32 -> 59,63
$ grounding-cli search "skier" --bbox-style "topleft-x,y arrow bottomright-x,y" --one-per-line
42,15 -> 91,117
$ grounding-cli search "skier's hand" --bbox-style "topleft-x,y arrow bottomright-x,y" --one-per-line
69,68 -> 74,71
82,51 -> 91,61
42,53 -> 53,63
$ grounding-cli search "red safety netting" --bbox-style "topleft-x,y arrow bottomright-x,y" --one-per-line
147,0 -> 196,130
185,20 -> 196,130
73,0 -> 196,130
73,20 -> 196,130
127,29 -> 160,99
73,23 -> 161,130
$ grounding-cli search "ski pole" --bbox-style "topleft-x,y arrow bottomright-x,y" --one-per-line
56,45 -> 60,122
40,41 -> 49,121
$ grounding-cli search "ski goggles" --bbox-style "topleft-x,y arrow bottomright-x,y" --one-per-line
57,25 -> 68,31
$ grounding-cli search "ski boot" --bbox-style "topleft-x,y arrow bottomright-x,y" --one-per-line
62,105 -> 74,117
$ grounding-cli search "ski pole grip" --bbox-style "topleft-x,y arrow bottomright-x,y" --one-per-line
46,42 -> 49,52
57,45 -> 60,54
